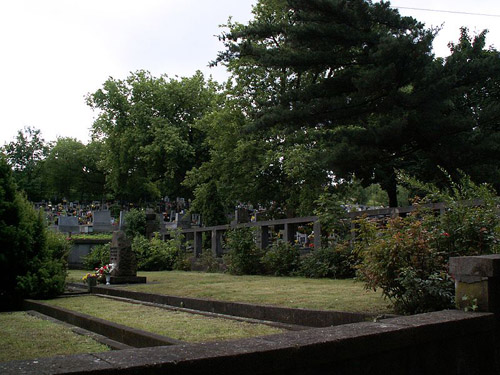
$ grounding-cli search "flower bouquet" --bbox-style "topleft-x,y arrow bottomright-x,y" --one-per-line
82,273 -> 98,291
96,264 -> 114,285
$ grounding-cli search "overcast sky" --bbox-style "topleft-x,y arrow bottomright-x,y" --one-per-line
1,0 -> 498,146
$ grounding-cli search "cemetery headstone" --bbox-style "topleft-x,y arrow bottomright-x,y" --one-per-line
93,210 -> 113,233
109,231 -> 146,284
58,216 -> 79,234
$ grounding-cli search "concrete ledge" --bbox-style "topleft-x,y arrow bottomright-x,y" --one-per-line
449,254 -> 500,280
1,310 -> 496,375
91,286 -> 374,327
23,300 -> 184,348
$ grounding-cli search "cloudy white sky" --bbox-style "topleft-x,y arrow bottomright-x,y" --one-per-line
0,0 -> 499,146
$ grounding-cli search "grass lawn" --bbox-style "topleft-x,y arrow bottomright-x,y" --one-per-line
45,295 -> 285,342
0,312 -> 110,363
67,270 -> 392,314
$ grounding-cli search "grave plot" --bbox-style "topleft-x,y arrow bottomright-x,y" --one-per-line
44,295 -> 286,343
0,311 -> 110,363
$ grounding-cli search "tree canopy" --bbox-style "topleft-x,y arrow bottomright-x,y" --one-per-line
87,70 -> 221,203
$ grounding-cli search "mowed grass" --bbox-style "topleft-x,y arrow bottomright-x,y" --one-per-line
45,295 -> 285,342
67,270 -> 392,314
0,312 -> 110,363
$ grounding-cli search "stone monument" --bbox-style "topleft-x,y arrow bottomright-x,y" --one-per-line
109,230 -> 146,284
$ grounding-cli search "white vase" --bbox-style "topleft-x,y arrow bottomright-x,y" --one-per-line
105,274 -> 111,285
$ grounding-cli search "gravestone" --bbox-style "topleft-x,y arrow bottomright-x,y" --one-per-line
93,210 -> 113,233
109,231 -> 146,284
58,216 -> 79,234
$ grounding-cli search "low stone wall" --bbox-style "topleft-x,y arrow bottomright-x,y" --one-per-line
91,286 -> 375,327
1,310 -> 497,375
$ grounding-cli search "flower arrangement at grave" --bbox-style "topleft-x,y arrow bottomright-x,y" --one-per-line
82,273 -> 97,283
96,264 -> 114,275
96,264 -> 114,284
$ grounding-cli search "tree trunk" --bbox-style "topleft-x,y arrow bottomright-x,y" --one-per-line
380,171 -> 398,208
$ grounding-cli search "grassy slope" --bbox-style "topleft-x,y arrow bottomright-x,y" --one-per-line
68,270 -> 392,314
46,295 -> 284,342
0,312 -> 109,363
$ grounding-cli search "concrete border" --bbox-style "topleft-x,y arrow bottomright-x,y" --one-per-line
26,310 -> 133,350
1,310 -> 496,375
23,300 -> 185,348
90,285 -> 376,327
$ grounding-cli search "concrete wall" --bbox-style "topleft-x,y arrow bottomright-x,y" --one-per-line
1,310 -> 497,375
68,239 -> 111,269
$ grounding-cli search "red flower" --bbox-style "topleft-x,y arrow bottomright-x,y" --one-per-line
442,232 -> 450,237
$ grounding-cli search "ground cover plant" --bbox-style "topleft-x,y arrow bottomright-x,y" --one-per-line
67,270 -> 391,314
46,295 -> 285,342
0,311 -> 109,362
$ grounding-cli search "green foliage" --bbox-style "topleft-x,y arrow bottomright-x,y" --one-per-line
132,231 -> 188,271
200,249 -> 220,273
261,241 -> 301,276
1,126 -> 50,201
299,244 -> 356,279
124,209 -> 146,238
314,191 -> 351,244
189,180 -> 227,226
87,70 -> 220,202
224,228 -> 264,275
82,243 -> 110,270
356,171 -> 500,314
0,157 -> 68,308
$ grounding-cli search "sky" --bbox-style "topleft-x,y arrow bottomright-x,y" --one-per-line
0,0 -> 499,146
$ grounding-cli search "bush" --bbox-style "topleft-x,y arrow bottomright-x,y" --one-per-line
200,249 -> 220,273
355,171 -> 500,314
124,209 -> 146,238
224,228 -> 264,275
261,241 -> 301,276
82,243 -> 110,270
300,243 -> 356,279
0,156 -> 69,308
132,231 -> 188,271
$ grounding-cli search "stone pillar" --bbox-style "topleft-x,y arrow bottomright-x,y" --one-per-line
193,231 -> 203,257
258,226 -> 269,250
313,221 -> 322,250
284,223 -> 295,244
211,229 -> 223,257
449,254 -> 500,314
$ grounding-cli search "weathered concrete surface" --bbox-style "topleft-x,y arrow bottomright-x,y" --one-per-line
450,255 -> 500,313
1,310 -> 497,375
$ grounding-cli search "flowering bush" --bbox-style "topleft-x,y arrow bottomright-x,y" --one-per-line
355,171 -> 500,315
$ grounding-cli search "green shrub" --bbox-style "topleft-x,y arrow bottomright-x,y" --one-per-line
200,249 -> 220,273
0,154 -> 70,309
261,241 -> 301,276
82,243 -> 110,270
224,228 -> 263,275
300,243 -> 355,279
124,209 -> 146,238
356,171 -> 500,314
132,231 -> 188,271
